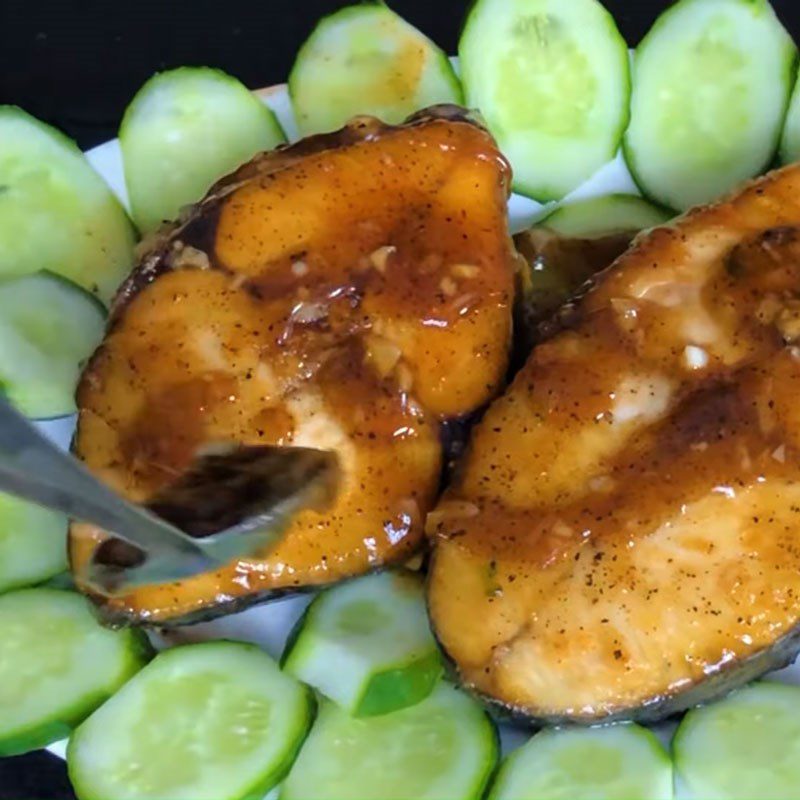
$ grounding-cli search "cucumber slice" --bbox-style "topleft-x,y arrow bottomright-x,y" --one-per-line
624,0 -> 797,211
0,271 -> 106,418
0,492 -> 67,593
120,67 -> 286,233
0,589 -> 149,756
780,73 -> 800,164
674,681 -> 800,800
289,3 -> 462,136
0,106 -> 135,304
490,724 -> 672,800
283,570 -> 442,716
540,194 -> 673,238
68,641 -> 312,800
281,681 -> 498,800
459,0 -> 630,201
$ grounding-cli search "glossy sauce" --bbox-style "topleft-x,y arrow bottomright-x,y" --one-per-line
429,164 -> 800,720
513,227 -> 634,357
71,110 -> 517,623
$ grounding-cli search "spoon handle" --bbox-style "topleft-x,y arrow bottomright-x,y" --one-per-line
0,398 -> 198,556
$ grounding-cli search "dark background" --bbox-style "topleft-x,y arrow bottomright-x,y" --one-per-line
1,0 -> 799,796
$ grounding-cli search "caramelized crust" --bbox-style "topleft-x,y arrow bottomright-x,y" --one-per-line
428,164 -> 800,722
70,109 -> 516,624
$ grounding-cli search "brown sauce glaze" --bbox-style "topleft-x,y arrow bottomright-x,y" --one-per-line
70,109 -> 517,625
513,227 -> 635,359
428,163 -> 800,722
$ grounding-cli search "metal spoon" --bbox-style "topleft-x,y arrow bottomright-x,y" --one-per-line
0,397 -> 339,595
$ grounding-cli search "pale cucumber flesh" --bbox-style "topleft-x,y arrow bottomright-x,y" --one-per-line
283,570 -> 442,716
121,67 -> 286,233
780,73 -> 800,164
674,682 -> 800,800
0,492 -> 67,593
68,641 -> 312,800
0,106 -> 135,304
490,724 -> 672,800
624,0 -> 796,210
0,272 -> 106,418
0,589 -> 149,756
289,4 -> 462,135
281,681 -> 498,800
540,194 -> 672,238
459,0 -> 630,200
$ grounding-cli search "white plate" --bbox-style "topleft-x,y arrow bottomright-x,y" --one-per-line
42,81 -> 800,791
